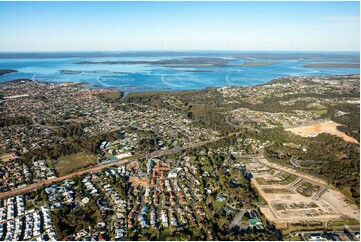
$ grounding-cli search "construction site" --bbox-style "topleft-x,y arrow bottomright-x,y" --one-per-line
242,156 -> 360,226
285,121 -> 358,144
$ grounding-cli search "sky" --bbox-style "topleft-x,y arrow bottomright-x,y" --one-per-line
0,1 -> 359,52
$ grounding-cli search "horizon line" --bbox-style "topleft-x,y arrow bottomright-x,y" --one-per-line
0,50 -> 360,53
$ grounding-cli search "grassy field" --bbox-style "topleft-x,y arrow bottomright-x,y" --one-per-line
263,188 -> 294,194
281,222 -> 325,236
310,109 -> 327,115
296,181 -> 320,197
101,90 -> 122,100
328,219 -> 360,227
48,152 -> 97,176
241,215 -> 249,222
255,175 -> 295,186
201,165 -> 213,172
284,234 -> 304,241
280,173 -> 297,184
255,177 -> 284,185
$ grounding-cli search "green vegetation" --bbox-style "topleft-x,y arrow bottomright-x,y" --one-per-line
122,81 -> 360,205
241,215 -> 249,222
0,116 -> 32,127
48,152 -> 98,176
99,90 -> 123,101
0,69 -> 17,76
310,109 -> 327,115
201,165 -> 213,172
213,200 -> 225,211
255,175 -> 295,186
1,72 -> 358,240
261,124 -> 359,204
281,222 -> 325,236
306,103 -> 327,109
263,188 -> 294,194
273,203 -> 287,211
51,201 -> 103,240
280,173 -> 297,183
124,89 -> 240,134
328,219 -> 360,227
296,181 -> 321,197
284,234 -> 304,241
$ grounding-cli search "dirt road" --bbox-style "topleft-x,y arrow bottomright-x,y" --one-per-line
251,155 -> 360,223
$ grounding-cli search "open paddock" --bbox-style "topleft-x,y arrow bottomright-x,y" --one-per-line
50,152 -> 98,176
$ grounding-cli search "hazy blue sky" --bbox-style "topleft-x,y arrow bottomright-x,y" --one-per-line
0,1 -> 359,51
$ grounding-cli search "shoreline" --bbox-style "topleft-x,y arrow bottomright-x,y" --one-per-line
1,73 -> 359,95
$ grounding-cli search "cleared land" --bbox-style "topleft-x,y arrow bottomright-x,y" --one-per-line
129,176 -> 149,188
285,121 -> 358,143
244,156 -> 360,225
49,152 -> 98,176
0,153 -> 13,162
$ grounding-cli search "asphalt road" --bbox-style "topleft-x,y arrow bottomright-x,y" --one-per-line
0,131 -> 243,199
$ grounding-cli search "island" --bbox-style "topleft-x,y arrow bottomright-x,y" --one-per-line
303,63 -> 360,68
238,62 -> 278,67
0,69 -> 17,76
75,57 -> 233,67
59,70 -> 130,75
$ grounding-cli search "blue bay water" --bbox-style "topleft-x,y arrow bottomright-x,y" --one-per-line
0,52 -> 359,92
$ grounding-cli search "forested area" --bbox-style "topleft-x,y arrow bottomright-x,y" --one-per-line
260,128 -> 360,204
0,116 -> 33,127
123,84 -> 360,205
2,76 -> 358,207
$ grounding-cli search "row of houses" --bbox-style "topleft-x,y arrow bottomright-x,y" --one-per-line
0,196 -> 57,241
0,196 -> 24,223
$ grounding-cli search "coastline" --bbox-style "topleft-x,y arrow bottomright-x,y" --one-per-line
0,73 -> 359,97
0,51 -> 359,94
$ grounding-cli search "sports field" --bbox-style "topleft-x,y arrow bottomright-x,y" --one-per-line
48,152 -> 98,176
